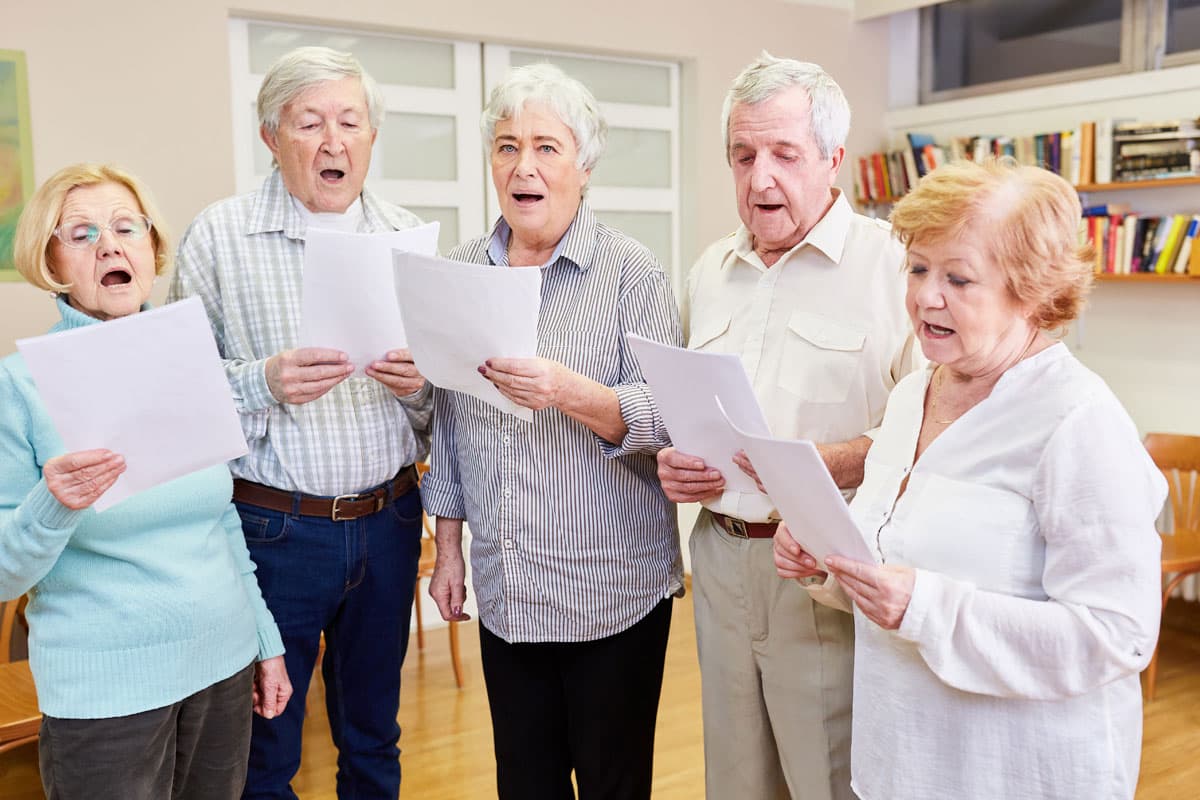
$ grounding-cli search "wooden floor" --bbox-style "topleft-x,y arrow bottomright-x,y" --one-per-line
2,595 -> 1199,799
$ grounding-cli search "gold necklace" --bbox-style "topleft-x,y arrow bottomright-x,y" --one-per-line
927,366 -> 959,425
927,333 -> 1042,426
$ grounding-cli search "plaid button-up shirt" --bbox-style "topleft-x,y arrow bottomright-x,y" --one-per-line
169,170 -> 432,496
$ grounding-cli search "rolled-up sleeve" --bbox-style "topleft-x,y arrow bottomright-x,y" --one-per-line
597,267 -> 683,458
420,387 -> 466,519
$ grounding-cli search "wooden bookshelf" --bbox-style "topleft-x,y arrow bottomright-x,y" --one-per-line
1075,175 -> 1200,192
1095,272 -> 1200,282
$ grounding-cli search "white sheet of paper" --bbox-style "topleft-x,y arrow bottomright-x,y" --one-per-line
719,401 -> 876,564
16,298 -> 249,512
394,251 -> 541,422
626,333 -> 770,493
300,222 -> 440,372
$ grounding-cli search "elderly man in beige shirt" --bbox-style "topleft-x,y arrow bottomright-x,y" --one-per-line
657,54 -> 918,800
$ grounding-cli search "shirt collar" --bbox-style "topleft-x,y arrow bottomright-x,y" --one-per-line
246,169 -> 413,239
730,188 -> 853,269
485,200 -> 598,271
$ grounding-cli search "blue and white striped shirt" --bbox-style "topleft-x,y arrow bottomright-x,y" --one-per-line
421,203 -> 684,643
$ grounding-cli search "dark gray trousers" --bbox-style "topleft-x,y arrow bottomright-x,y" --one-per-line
39,662 -> 254,800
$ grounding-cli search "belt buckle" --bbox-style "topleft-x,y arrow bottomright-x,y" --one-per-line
331,494 -> 357,522
331,491 -> 386,521
726,516 -> 749,539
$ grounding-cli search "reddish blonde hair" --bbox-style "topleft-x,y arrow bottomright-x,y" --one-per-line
889,158 -> 1093,329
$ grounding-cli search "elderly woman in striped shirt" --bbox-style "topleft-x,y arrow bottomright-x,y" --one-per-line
421,63 -> 683,800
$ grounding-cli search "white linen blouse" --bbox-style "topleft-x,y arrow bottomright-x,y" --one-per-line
848,343 -> 1165,800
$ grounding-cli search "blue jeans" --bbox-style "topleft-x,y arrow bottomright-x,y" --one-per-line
236,485 -> 422,800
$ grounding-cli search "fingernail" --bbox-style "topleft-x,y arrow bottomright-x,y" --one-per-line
485,359 -> 493,367
477,366 -> 487,375
451,606 -> 461,616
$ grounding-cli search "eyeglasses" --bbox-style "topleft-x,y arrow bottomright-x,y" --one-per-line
53,215 -> 154,250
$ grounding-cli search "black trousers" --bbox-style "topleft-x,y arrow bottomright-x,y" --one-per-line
39,663 -> 254,800
479,598 -> 673,800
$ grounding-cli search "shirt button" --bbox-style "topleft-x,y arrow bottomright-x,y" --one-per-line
502,538 -> 514,549
503,435 -> 511,445
503,488 -> 512,498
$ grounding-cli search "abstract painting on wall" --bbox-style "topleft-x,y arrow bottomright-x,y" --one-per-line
1,50 -> 34,281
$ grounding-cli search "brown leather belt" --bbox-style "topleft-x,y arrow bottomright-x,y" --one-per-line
712,512 -> 777,539
232,465 -> 418,522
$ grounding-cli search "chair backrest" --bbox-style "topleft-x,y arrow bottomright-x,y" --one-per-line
1144,433 -> 1200,533
0,596 -> 29,664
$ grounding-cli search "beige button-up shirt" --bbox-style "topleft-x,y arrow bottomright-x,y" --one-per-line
684,190 -> 919,522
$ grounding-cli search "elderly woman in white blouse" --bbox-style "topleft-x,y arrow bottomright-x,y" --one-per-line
774,159 -> 1165,800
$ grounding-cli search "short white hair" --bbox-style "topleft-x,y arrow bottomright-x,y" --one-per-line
481,63 -> 608,171
721,52 -> 851,163
257,46 -> 384,134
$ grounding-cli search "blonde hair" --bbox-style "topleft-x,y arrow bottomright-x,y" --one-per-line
13,163 -> 171,293
889,158 -> 1093,329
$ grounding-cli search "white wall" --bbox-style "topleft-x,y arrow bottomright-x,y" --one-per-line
884,45 -> 1200,438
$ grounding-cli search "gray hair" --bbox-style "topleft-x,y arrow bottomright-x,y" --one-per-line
721,52 -> 851,163
257,46 -> 385,134
481,63 -> 608,171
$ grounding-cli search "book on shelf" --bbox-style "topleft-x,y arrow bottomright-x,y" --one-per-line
1082,212 -> 1200,275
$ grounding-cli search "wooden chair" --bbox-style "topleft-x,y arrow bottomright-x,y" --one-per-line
1143,433 -> 1200,701
412,463 -> 464,689
0,595 -> 40,754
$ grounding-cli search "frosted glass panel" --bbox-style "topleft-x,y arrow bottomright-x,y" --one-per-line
591,128 -> 671,188
509,51 -> 671,106
247,23 -> 454,88
594,210 -> 672,268
382,113 -> 457,181
405,206 -> 460,254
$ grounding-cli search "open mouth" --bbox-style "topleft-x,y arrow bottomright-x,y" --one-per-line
100,269 -> 132,287
924,322 -> 955,337
756,203 -> 784,212
512,192 -> 545,205
320,169 -> 346,181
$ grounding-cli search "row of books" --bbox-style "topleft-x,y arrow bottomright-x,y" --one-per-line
855,118 -> 1200,205
1111,119 -> 1200,182
1081,208 -> 1200,276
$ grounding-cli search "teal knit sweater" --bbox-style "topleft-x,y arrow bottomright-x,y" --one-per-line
0,298 -> 284,719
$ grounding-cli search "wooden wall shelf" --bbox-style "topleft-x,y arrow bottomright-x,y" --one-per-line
1075,176 -> 1200,192
1095,273 -> 1200,282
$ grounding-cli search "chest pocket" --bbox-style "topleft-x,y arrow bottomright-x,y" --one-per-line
778,311 -> 866,404
688,312 -> 732,352
540,330 -> 618,384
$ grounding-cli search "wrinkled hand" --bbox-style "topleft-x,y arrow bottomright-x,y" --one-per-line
824,556 -> 915,630
479,357 -> 573,412
732,450 -> 767,494
429,548 -> 471,622
366,348 -> 426,398
44,449 -> 126,510
265,348 -> 354,405
253,655 -> 293,720
657,447 -> 725,503
773,522 -> 827,581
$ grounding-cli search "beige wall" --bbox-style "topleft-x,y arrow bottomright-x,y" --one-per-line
1,0 -> 892,351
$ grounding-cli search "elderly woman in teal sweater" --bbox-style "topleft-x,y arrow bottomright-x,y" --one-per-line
0,163 -> 290,800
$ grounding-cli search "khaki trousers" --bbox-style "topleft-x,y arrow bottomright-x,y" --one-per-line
690,510 -> 855,800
